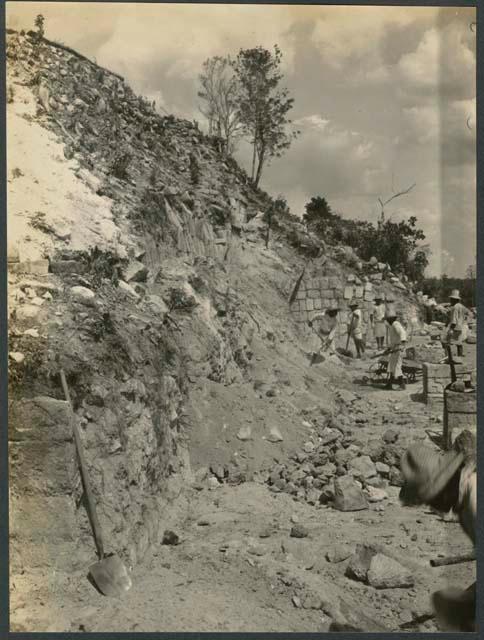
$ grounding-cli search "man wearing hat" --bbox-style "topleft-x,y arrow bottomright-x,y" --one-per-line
384,294 -> 395,346
400,432 -> 476,631
348,299 -> 365,358
372,294 -> 386,350
308,302 -> 340,355
443,290 -> 469,359
385,305 -> 407,390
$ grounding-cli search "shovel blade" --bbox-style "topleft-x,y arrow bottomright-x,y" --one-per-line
89,555 -> 132,597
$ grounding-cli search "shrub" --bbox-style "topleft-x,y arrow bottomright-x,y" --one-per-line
110,148 -> 132,180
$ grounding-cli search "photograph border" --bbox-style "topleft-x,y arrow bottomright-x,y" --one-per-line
0,0 -> 480,637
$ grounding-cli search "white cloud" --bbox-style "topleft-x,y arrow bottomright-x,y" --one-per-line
309,7 -> 431,69
403,104 -> 440,143
397,21 -> 475,99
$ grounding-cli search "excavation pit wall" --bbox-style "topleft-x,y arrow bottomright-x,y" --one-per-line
8,312 -> 191,576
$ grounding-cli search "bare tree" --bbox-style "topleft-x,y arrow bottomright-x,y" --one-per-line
198,56 -> 243,154
377,180 -> 416,225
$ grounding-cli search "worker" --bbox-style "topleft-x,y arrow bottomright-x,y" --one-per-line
348,300 -> 365,358
308,302 -> 340,355
384,294 -> 395,346
442,289 -> 469,360
400,431 -> 476,631
385,305 -> 407,390
373,294 -> 386,350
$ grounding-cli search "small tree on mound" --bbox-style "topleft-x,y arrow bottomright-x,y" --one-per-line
34,14 -> 45,40
231,45 -> 299,188
198,56 -> 243,154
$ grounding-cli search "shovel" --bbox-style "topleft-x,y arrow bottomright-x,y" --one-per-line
338,315 -> 355,358
60,370 -> 132,597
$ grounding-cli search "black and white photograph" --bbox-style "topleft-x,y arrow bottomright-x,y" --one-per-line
5,2 -> 477,632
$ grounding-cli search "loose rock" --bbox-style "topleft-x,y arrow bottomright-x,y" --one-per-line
70,285 -> 95,306
162,530 -> 180,546
290,524 -> 309,539
333,476 -> 369,511
367,554 -> 414,589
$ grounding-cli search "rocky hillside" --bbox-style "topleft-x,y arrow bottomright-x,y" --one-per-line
7,28 -> 427,617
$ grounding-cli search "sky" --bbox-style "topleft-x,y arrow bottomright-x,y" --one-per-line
6,3 -> 476,277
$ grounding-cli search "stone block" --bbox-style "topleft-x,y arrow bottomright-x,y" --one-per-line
354,286 -> 364,298
306,298 -> 314,312
426,393 -> 444,410
314,298 -> 322,310
345,544 -> 377,581
329,277 -> 340,288
14,304 -> 42,327
9,396 -> 72,444
9,260 -> 50,276
10,440 -> 76,496
50,260 -> 87,275
296,288 -> 306,300
333,476 -> 368,511
10,494 -> 77,544
367,554 -> 414,589
344,286 -> 354,300
364,291 -> 374,301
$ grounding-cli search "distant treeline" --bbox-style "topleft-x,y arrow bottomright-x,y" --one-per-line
420,276 -> 476,308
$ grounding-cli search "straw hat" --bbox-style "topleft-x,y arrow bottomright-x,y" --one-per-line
449,289 -> 461,301
326,301 -> 340,313
400,445 -> 464,504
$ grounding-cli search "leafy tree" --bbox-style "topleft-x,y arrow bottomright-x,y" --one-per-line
303,196 -> 337,239
34,14 -> 45,39
198,56 -> 243,154
422,275 -> 475,307
231,45 -> 299,188
466,263 -> 476,280
303,194 -> 428,279
263,195 -> 290,248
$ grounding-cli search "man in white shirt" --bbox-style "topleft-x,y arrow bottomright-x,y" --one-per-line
372,295 -> 386,350
348,300 -> 365,358
443,289 -> 469,359
308,302 -> 340,354
385,305 -> 407,390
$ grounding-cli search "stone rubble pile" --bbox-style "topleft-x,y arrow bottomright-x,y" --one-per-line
265,403 -> 408,510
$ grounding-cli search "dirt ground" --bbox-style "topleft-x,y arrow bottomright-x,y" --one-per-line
10,338 -> 476,633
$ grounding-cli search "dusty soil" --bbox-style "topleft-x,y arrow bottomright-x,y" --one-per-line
10,343 -> 475,633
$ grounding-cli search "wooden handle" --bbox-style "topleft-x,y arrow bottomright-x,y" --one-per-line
430,552 -> 475,567
60,370 -> 105,559
345,316 -> 354,351
446,345 -> 457,383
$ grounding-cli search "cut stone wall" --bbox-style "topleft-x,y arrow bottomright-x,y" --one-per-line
290,276 -> 372,334
289,268 -> 423,344
422,362 -> 475,409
